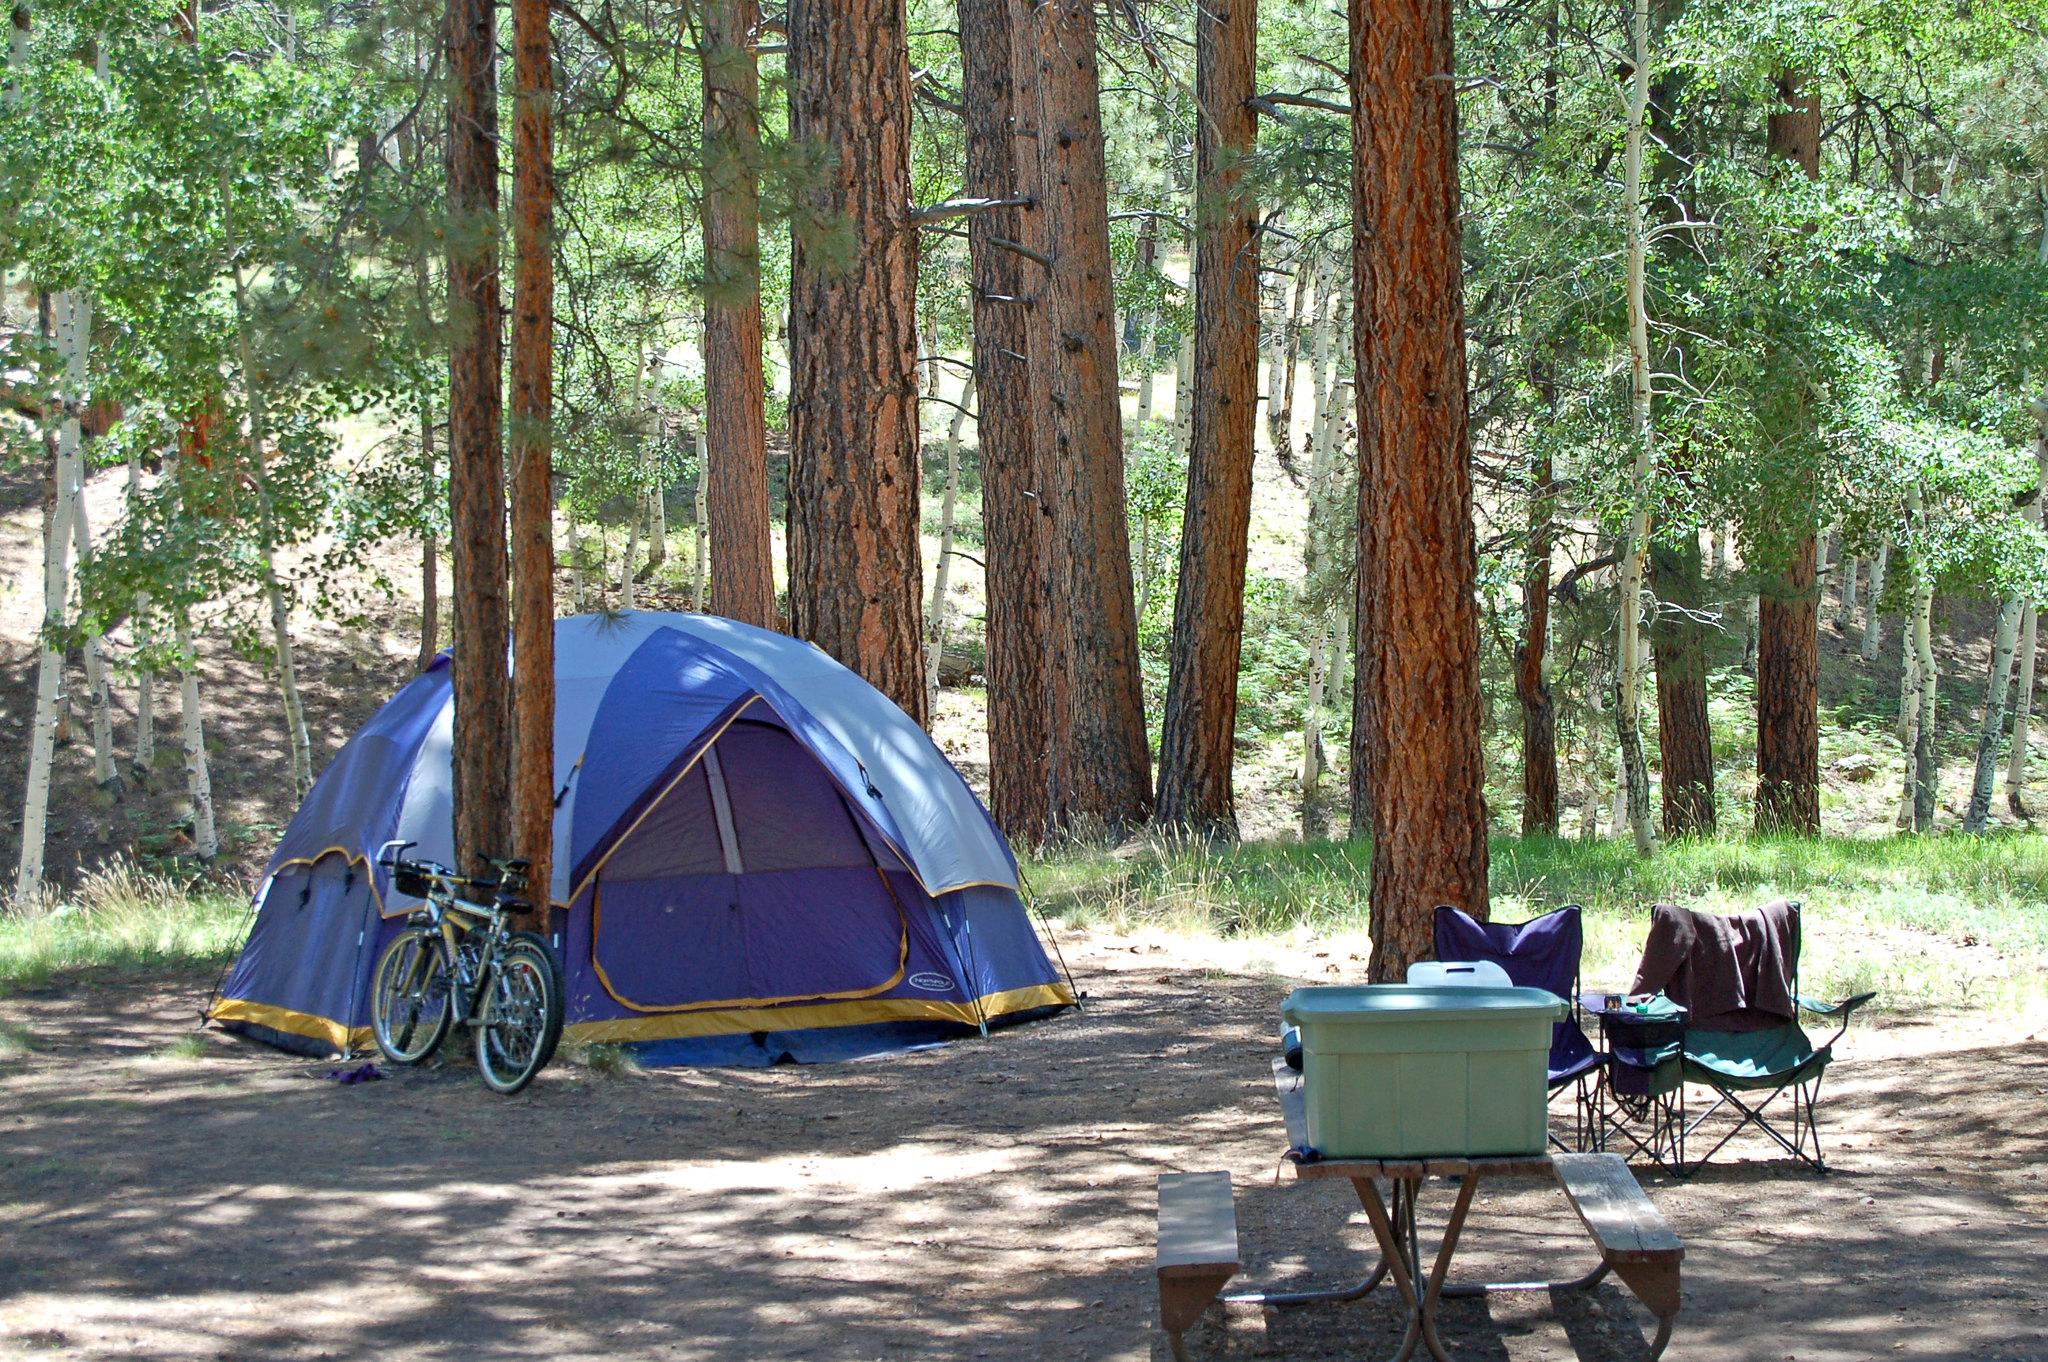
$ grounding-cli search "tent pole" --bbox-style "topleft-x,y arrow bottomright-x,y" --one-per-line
1020,867 -> 1084,1014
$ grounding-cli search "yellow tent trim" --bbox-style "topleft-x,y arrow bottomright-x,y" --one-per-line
209,983 -> 1073,1054
206,997 -> 374,1053
559,982 -> 1074,1045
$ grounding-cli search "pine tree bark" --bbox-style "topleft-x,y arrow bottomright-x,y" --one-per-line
1755,71 -> 1822,834
1157,0 -> 1260,839
509,0 -> 555,917
1349,0 -> 1491,977
1518,362 -> 1559,836
960,0 -> 1054,840
786,0 -> 927,726
1652,533 -> 1716,835
1032,0 -> 1152,835
700,0 -> 777,629
416,400 -> 439,671
446,0 -> 513,869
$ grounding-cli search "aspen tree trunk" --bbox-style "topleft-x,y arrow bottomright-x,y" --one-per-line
1895,620 -> 1920,831
127,449 -> 155,776
1519,367 -> 1559,836
1277,258 -> 1312,458
701,0 -> 777,629
1262,275 -> 1287,451
566,515 -> 585,612
1583,647 -> 1609,840
1032,0 -> 1153,832
14,291 -> 84,902
1614,0 -> 1655,856
1299,282 -> 1344,834
1907,485 -> 1939,831
1135,309 -> 1159,424
1173,331 -> 1195,447
1157,0 -> 1259,838
65,481 -> 117,789
1350,0 -> 1491,976
446,0 -> 513,867
786,0 -> 927,725
692,428 -> 709,612
1755,71 -> 1823,834
1835,555 -> 1859,628
416,402 -> 439,670
1861,538 -> 1889,660
960,0 -> 1055,839
175,612 -> 218,860
1963,596 -> 2023,833
925,374 -> 973,714
509,0 -> 555,916
2007,430 -> 2045,815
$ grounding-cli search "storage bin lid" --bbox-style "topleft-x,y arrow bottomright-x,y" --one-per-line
1281,983 -> 1567,1024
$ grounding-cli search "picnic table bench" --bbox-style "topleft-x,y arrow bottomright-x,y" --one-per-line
1155,1059 -> 1682,1362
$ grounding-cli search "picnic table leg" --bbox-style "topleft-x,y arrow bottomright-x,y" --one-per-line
1224,1177 -> 1397,1307
1356,1172 -> 1481,1362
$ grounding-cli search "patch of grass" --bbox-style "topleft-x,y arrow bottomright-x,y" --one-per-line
148,1033 -> 213,1061
1029,830 -> 2048,1012
0,1020 -> 38,1059
0,862 -> 249,991
568,1042 -> 644,1078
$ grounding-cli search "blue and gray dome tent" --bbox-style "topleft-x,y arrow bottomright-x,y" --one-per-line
209,611 -> 1075,1066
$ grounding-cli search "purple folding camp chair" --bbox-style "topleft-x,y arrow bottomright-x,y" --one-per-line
1434,904 -> 1603,1151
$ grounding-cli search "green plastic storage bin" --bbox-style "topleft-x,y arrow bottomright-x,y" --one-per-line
1280,984 -> 1568,1158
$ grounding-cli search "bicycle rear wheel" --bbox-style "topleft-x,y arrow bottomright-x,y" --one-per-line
474,933 -> 564,1095
371,924 -> 453,1064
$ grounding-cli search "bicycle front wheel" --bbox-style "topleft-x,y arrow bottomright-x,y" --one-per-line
371,924 -> 453,1064
474,933 -> 564,1095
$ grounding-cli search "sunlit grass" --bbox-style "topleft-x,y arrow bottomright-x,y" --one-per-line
0,863 -> 249,992
1027,830 -> 2048,1013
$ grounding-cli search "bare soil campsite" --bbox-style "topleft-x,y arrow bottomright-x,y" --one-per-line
3,925 -> 2046,1362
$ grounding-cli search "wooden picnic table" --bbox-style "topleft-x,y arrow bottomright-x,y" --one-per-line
1210,1058 -> 1682,1362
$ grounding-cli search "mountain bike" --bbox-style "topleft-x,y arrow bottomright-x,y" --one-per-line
370,840 -> 565,1095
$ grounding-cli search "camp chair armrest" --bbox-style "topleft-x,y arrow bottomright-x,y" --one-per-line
1796,991 -> 1876,1021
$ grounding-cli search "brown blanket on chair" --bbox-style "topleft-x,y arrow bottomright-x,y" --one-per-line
1631,898 -> 1798,1033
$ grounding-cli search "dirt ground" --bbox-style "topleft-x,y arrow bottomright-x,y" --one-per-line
4,930 -> 2046,1362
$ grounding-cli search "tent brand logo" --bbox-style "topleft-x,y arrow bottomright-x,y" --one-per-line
908,972 -> 955,993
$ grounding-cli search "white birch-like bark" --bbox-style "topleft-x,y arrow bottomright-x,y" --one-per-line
69,478 -> 117,787
566,513 -> 586,612
14,290 -> 86,902
926,374 -> 973,713
691,428 -> 708,612
1963,595 -> 2023,833
1262,275 -> 1287,450
1173,330 -> 1195,449
175,611 -> 218,859
1860,538 -> 1889,661
1835,554 -> 1859,628
127,448 -> 155,777
210,121 -> 313,796
1135,309 -> 1159,424
1907,485 -> 1939,831
2007,429 -> 2045,815
1614,0 -> 1656,856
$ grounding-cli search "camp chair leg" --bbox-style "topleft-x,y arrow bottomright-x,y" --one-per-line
1682,1077 -> 1826,1175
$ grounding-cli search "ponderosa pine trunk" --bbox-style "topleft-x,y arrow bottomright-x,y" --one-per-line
1349,0 -> 1491,977
700,0 -> 777,629
1755,71 -> 1822,835
509,0 -> 555,917
1652,533 -> 1717,835
1156,0 -> 1259,839
446,0 -> 513,869
1032,0 -> 1152,835
416,399 -> 439,671
786,0 -> 927,726
960,0 -> 1054,840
